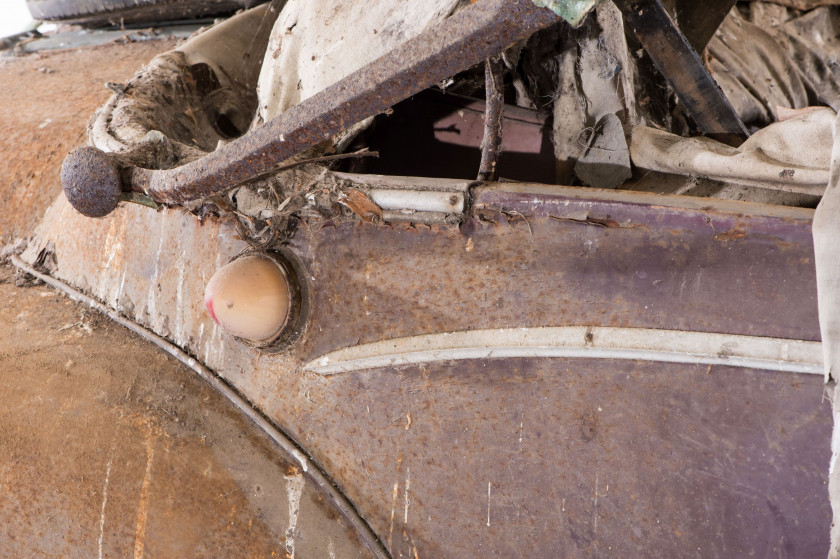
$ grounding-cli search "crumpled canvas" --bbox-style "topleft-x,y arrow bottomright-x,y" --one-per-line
763,0 -> 840,9
707,9 -> 810,126
708,4 -> 840,128
781,7 -> 840,113
629,107 -> 835,196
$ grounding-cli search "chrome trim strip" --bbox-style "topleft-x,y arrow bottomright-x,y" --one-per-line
304,326 -> 823,376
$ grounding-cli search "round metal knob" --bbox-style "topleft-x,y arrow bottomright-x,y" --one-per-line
61,146 -> 123,218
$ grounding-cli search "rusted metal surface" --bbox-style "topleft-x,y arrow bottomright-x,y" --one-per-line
26,177 -> 827,557
297,186 -> 819,360
613,0 -> 748,141
0,47 -> 378,556
670,0 -> 737,53
10,26 -> 831,557
61,146 -> 123,218
0,266 -> 373,558
312,359 -> 829,558
60,0 -> 560,215
11,254 -> 389,559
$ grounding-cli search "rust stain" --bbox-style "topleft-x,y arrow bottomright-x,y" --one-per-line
713,223 -> 747,242
0,265 -> 374,557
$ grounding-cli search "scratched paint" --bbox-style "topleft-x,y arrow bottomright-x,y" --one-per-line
285,471 -> 305,559
404,467 -> 411,525
97,448 -> 115,559
0,42 -> 375,559
133,424 -> 156,559
387,481 -> 399,550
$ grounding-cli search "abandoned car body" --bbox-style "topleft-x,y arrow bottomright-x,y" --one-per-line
3,0 -> 839,556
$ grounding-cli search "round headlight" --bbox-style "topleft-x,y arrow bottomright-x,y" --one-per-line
204,253 -> 299,346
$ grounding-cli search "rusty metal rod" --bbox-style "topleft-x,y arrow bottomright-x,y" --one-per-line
61,0 -> 559,218
477,55 -> 505,182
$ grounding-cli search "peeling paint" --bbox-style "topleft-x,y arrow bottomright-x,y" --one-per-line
284,472 -> 305,559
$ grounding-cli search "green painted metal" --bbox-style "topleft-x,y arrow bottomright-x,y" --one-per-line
530,0 -> 601,26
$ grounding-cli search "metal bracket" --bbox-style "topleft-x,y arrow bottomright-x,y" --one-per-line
613,0 -> 748,143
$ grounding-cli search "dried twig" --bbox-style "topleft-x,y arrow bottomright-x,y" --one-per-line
243,148 -> 379,186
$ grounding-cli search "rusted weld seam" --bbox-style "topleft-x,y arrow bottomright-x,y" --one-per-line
9,255 -> 391,559
303,327 -> 822,376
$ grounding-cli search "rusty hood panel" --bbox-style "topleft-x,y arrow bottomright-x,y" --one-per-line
22,180 -> 828,557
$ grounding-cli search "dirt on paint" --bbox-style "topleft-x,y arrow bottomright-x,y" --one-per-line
0,38 -> 372,557
0,38 -> 179,244
0,263 -> 371,558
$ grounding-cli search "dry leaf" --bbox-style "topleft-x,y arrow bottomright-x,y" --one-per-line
338,188 -> 382,223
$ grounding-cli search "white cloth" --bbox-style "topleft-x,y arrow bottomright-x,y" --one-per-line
629,107 -> 836,195
815,112 -> 840,558
256,0 -> 459,122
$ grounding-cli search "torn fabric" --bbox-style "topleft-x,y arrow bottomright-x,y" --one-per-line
814,111 -> 840,559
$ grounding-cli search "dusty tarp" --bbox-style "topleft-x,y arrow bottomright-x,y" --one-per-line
707,8 -> 810,126
763,0 -> 840,8
780,7 -> 840,113
629,107 -> 835,196
708,4 -> 840,128
256,0 -> 459,131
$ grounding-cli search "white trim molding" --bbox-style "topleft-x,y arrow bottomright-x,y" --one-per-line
303,326 -> 823,376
